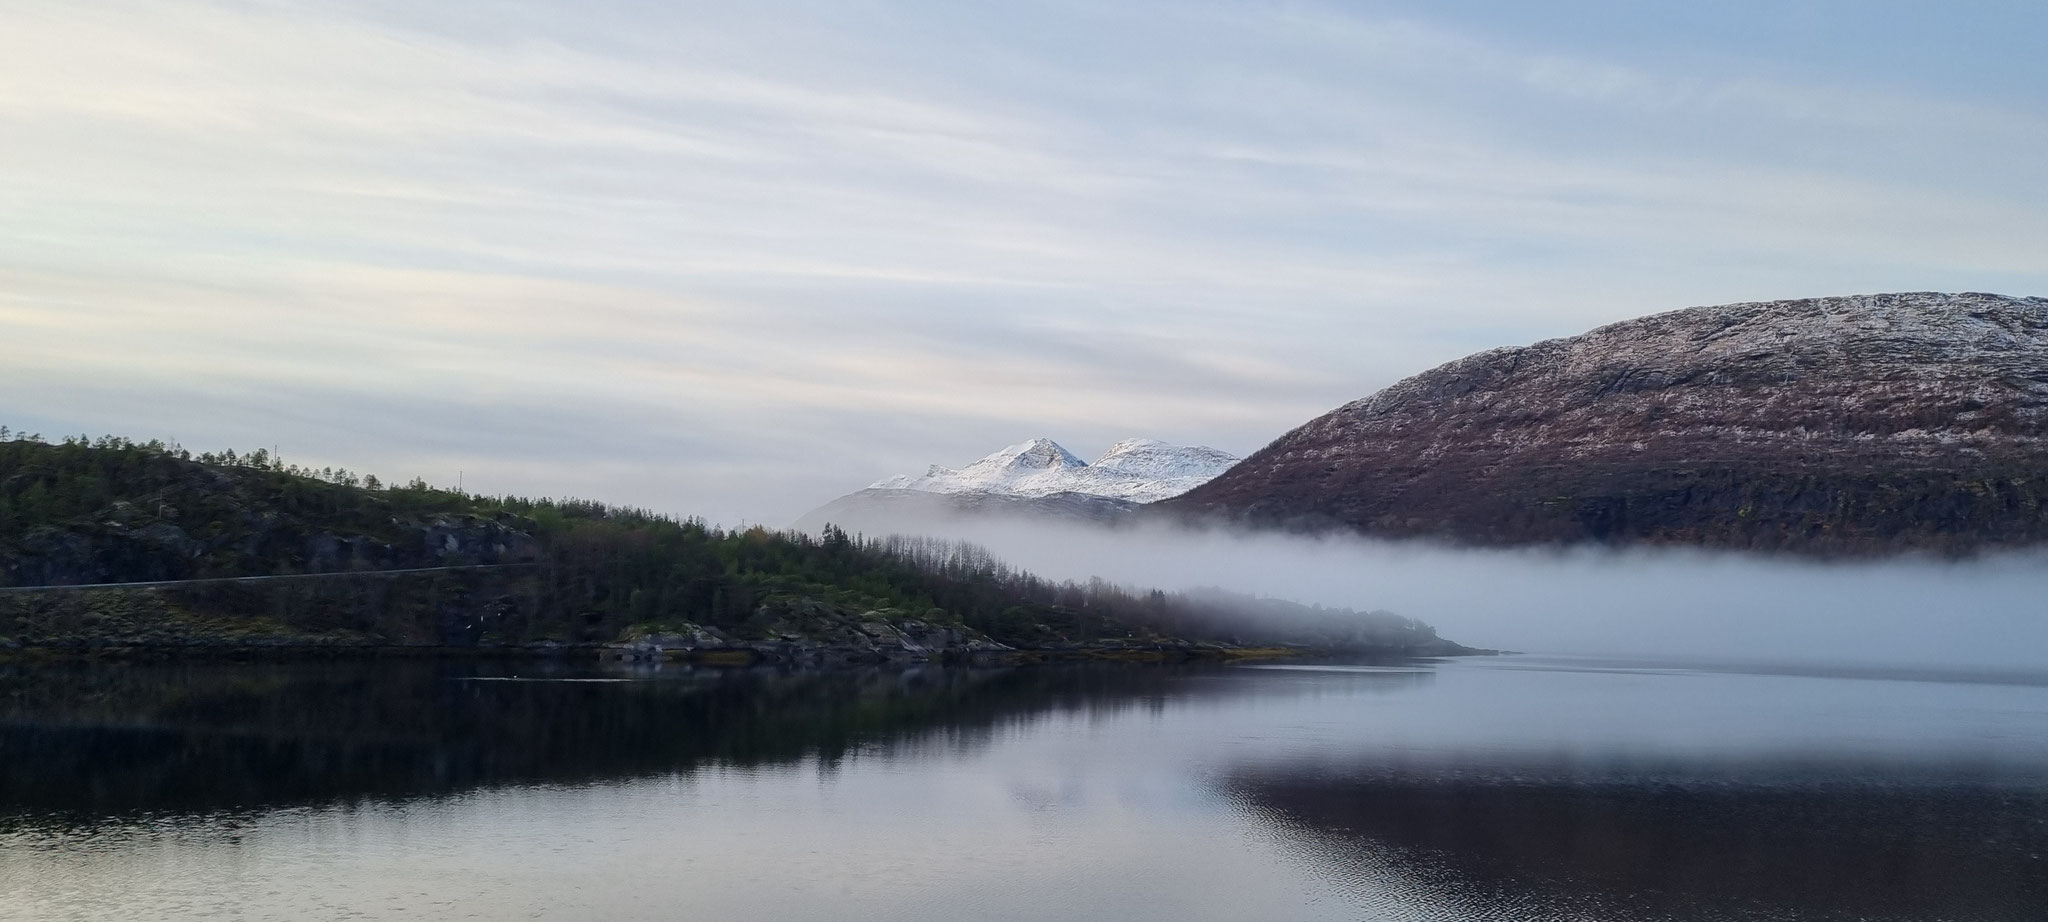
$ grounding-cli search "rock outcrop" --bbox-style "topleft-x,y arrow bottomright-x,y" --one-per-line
1168,292 -> 2048,555
606,609 -> 1016,665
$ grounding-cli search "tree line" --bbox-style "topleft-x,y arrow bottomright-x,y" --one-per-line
0,432 -> 1445,650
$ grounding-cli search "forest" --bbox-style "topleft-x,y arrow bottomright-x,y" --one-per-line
0,432 -> 1454,653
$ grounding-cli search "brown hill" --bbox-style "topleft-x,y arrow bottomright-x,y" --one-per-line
1166,292 -> 2048,555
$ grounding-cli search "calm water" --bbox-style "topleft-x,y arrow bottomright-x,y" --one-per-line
2,655 -> 2046,921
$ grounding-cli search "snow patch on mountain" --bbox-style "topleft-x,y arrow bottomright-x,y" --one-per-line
869,438 -> 1239,504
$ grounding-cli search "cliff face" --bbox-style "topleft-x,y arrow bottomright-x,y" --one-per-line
1169,293 -> 2048,555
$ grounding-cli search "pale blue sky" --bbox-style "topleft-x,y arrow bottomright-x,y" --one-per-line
4,1 -> 2045,523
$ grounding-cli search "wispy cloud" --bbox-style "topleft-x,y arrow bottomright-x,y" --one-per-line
3,0 -> 2044,522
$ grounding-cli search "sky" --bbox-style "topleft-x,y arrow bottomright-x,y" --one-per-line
5,0 -> 2047,525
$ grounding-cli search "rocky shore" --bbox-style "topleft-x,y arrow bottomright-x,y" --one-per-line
599,630 -> 1294,666
598,617 -> 1485,666
0,583 -> 1483,665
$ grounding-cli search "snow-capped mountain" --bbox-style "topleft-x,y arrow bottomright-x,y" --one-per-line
870,438 -> 1239,504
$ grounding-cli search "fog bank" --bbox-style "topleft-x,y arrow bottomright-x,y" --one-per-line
821,513 -> 2048,670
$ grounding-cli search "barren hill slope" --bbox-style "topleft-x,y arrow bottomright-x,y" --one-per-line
1167,292 -> 2048,555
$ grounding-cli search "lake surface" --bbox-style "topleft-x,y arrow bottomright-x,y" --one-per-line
3,655 -> 2046,921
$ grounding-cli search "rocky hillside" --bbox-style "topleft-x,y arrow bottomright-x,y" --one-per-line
0,443 -> 537,589
1168,292 -> 2048,555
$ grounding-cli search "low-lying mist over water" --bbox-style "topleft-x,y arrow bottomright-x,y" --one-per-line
8,0 -> 2047,918
813,514 -> 2048,669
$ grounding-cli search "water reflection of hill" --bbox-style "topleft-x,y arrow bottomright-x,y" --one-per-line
0,660 -> 1428,822
0,661 -> 1178,820
1227,767 -> 2048,922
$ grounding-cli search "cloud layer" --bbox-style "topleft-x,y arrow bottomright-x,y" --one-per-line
5,1 -> 2045,522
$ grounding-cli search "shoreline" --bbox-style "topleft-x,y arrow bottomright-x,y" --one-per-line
0,640 -> 1493,666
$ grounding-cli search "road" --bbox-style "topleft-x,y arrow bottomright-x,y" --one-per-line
0,563 -> 537,594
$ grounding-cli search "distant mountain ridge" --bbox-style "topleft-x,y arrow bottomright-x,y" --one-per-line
798,438 -> 1238,534
1167,292 -> 2048,555
870,438 -> 1240,503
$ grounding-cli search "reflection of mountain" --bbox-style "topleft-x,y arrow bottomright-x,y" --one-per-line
1227,768 -> 2048,922
0,661 -> 1257,820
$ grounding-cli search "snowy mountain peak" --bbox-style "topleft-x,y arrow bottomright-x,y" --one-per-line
866,438 -> 1240,504
1100,437 -> 1169,455
964,438 -> 1087,475
1091,439 -> 1240,480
